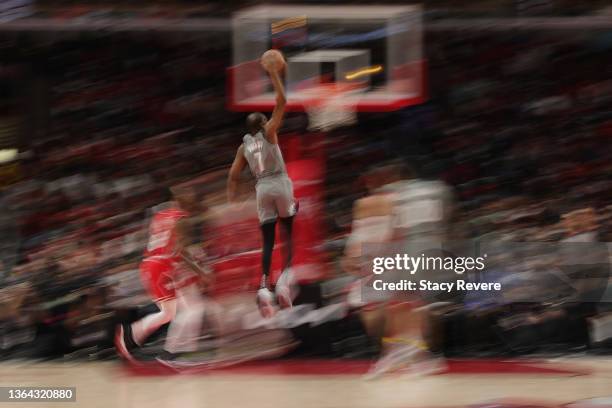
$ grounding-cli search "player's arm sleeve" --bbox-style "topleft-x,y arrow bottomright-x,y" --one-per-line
227,144 -> 247,203
264,70 -> 287,144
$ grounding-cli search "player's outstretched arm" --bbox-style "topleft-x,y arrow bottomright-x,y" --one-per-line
227,144 -> 247,203
264,69 -> 287,145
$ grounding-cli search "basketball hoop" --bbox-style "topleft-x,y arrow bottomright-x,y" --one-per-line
303,83 -> 361,132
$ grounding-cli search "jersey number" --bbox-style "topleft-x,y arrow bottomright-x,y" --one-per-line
250,140 -> 265,174
254,151 -> 264,174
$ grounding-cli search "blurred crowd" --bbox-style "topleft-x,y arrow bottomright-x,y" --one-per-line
0,34 -> 243,358
0,25 -> 611,359
22,0 -> 612,19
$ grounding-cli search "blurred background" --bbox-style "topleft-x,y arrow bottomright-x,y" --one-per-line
0,0 -> 612,363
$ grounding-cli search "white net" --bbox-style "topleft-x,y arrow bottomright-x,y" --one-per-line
304,87 -> 359,132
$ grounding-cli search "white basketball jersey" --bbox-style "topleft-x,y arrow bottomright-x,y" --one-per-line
242,131 -> 287,180
384,179 -> 453,239
344,215 -> 394,259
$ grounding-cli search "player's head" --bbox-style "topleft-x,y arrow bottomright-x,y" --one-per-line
171,184 -> 200,213
247,112 -> 267,134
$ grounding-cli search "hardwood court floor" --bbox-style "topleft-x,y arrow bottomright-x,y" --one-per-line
0,358 -> 610,408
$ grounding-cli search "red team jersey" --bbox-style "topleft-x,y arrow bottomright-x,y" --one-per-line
140,208 -> 190,302
144,208 -> 188,260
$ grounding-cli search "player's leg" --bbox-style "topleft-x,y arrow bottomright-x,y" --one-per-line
161,282 -> 207,361
275,177 -> 299,308
261,220 -> 276,285
276,216 -> 296,308
133,300 -> 177,342
255,183 -> 279,317
365,302 -> 443,379
116,259 -> 177,360
257,219 -> 277,317
369,241 -> 446,377
132,260 -> 177,345
347,255 -> 438,378
279,216 -> 294,271
116,299 -> 177,361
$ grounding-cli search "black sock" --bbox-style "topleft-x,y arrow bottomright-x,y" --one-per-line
261,220 -> 276,287
124,323 -> 138,349
279,216 -> 295,271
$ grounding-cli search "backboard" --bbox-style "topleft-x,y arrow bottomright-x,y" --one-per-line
227,4 -> 425,113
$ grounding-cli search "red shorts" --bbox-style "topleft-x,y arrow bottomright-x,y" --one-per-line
140,257 -> 201,302
140,257 -> 176,302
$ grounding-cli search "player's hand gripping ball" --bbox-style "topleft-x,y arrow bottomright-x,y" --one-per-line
261,49 -> 286,73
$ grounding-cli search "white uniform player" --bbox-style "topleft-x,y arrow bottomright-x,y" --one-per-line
363,166 -> 451,379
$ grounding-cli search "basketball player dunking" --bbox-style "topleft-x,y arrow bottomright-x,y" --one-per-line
227,51 -> 297,318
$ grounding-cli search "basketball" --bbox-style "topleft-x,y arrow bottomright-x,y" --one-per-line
261,49 -> 286,72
